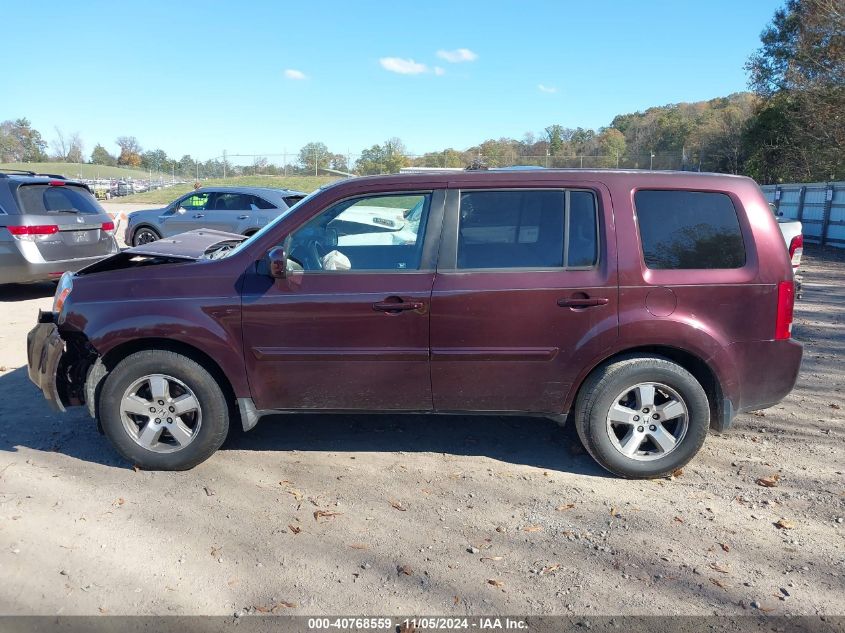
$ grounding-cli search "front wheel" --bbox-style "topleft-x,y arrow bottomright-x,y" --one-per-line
573,356 -> 709,478
98,350 -> 229,470
132,227 -> 160,246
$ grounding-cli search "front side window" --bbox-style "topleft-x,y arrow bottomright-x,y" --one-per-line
635,190 -> 745,269
457,189 -> 597,269
179,193 -> 210,211
287,193 -> 431,271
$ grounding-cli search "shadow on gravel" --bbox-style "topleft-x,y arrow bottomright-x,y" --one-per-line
225,411 -> 608,477
1,364 -> 607,477
0,282 -> 56,302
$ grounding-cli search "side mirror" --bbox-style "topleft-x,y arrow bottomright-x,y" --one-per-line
266,246 -> 288,279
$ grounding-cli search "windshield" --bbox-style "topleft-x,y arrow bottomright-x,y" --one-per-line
223,188 -> 322,258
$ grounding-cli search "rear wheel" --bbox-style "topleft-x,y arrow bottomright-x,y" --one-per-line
132,227 -> 160,246
573,356 -> 709,478
98,350 -> 229,470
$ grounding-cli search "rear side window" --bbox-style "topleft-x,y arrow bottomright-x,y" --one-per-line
635,190 -> 745,269
251,196 -> 276,209
457,190 -> 598,269
17,184 -> 103,215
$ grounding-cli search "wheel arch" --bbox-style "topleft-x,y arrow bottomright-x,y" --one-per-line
99,338 -> 239,424
565,344 -> 730,431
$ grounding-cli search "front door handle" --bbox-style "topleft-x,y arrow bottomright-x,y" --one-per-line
557,297 -> 609,308
237,214 -> 249,220
193,213 -> 205,218
372,300 -> 424,313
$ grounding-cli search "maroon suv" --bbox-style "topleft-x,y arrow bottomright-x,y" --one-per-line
27,170 -> 802,477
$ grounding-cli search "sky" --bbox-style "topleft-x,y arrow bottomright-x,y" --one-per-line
2,0 -> 782,164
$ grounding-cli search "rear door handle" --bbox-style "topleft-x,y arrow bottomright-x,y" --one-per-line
237,214 -> 249,220
193,213 -> 205,218
373,300 -> 424,313
557,297 -> 609,308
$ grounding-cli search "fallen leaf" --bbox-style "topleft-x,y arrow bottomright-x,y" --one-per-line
114,498 -> 125,506
673,516 -> 684,524
272,601 -> 297,611
288,524 -> 301,535
670,468 -> 684,479
756,474 -> 780,488
313,510 -> 342,521
210,546 -> 222,558
480,556 -> 504,562
203,486 -> 215,496
397,564 -> 413,576
389,499 -> 407,511
710,577 -> 729,589
774,518 -> 795,530
453,596 -> 461,605
349,543 -> 369,550
719,543 -> 730,552
610,507 -> 622,518
540,564 -> 560,575
830,403 -> 840,410
556,504 -> 576,511
287,489 -> 304,501
487,578 -> 504,588
709,562 -> 730,574
522,525 -> 544,532
98,607 -> 108,614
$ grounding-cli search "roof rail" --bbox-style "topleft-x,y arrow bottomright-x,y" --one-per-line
0,169 -> 68,179
0,168 -> 37,177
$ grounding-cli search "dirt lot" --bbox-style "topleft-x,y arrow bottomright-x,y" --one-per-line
0,248 -> 842,616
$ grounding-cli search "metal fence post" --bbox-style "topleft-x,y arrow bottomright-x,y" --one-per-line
796,186 -> 807,222
773,185 -> 782,214
820,184 -> 834,247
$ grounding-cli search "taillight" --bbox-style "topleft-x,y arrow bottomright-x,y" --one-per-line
101,221 -> 115,232
7,225 -> 60,240
788,234 -> 803,269
48,180 -> 66,186
775,280 -> 795,340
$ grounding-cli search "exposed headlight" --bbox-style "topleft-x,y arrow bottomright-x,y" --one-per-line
53,271 -> 73,314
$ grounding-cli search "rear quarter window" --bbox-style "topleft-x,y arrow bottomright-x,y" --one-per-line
17,184 -> 104,215
634,190 -> 745,269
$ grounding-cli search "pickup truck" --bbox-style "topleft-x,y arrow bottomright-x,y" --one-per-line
770,204 -> 803,297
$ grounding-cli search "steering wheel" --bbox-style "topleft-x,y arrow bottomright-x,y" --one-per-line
307,238 -> 326,270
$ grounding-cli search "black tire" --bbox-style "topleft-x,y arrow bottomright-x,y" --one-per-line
98,350 -> 229,470
132,226 -> 161,246
573,355 -> 709,479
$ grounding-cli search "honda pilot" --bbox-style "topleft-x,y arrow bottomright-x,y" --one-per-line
27,170 -> 802,477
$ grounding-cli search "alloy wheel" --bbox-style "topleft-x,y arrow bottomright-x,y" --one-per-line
120,374 -> 202,453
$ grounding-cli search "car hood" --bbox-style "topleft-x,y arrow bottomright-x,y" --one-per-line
124,229 -> 247,260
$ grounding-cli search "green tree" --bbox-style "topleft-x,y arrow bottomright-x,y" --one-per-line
0,118 -> 48,162
298,142 -> 330,174
90,144 -> 117,166
596,128 -> 627,167
744,0 -> 844,181
355,138 -> 408,175
545,125 -> 564,156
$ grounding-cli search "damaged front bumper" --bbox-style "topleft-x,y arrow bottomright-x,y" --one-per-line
27,311 -> 67,412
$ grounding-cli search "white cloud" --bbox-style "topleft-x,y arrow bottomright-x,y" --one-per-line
436,48 -> 478,63
284,69 -> 307,80
538,84 -> 558,94
379,57 -> 428,74
434,66 -> 446,76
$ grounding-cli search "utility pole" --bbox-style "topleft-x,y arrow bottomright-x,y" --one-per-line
314,147 -> 318,176
223,149 -> 227,179
196,160 -> 199,181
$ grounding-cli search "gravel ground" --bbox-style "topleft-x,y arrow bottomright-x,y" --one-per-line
0,247 -> 842,616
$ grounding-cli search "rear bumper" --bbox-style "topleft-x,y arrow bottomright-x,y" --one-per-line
0,254 -> 110,285
26,313 -> 66,412
732,338 -> 803,413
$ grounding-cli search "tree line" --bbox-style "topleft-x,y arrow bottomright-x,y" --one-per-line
1,0 -> 840,184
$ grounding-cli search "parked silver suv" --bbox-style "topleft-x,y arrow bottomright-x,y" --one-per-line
0,170 -> 119,284
124,186 -> 307,246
